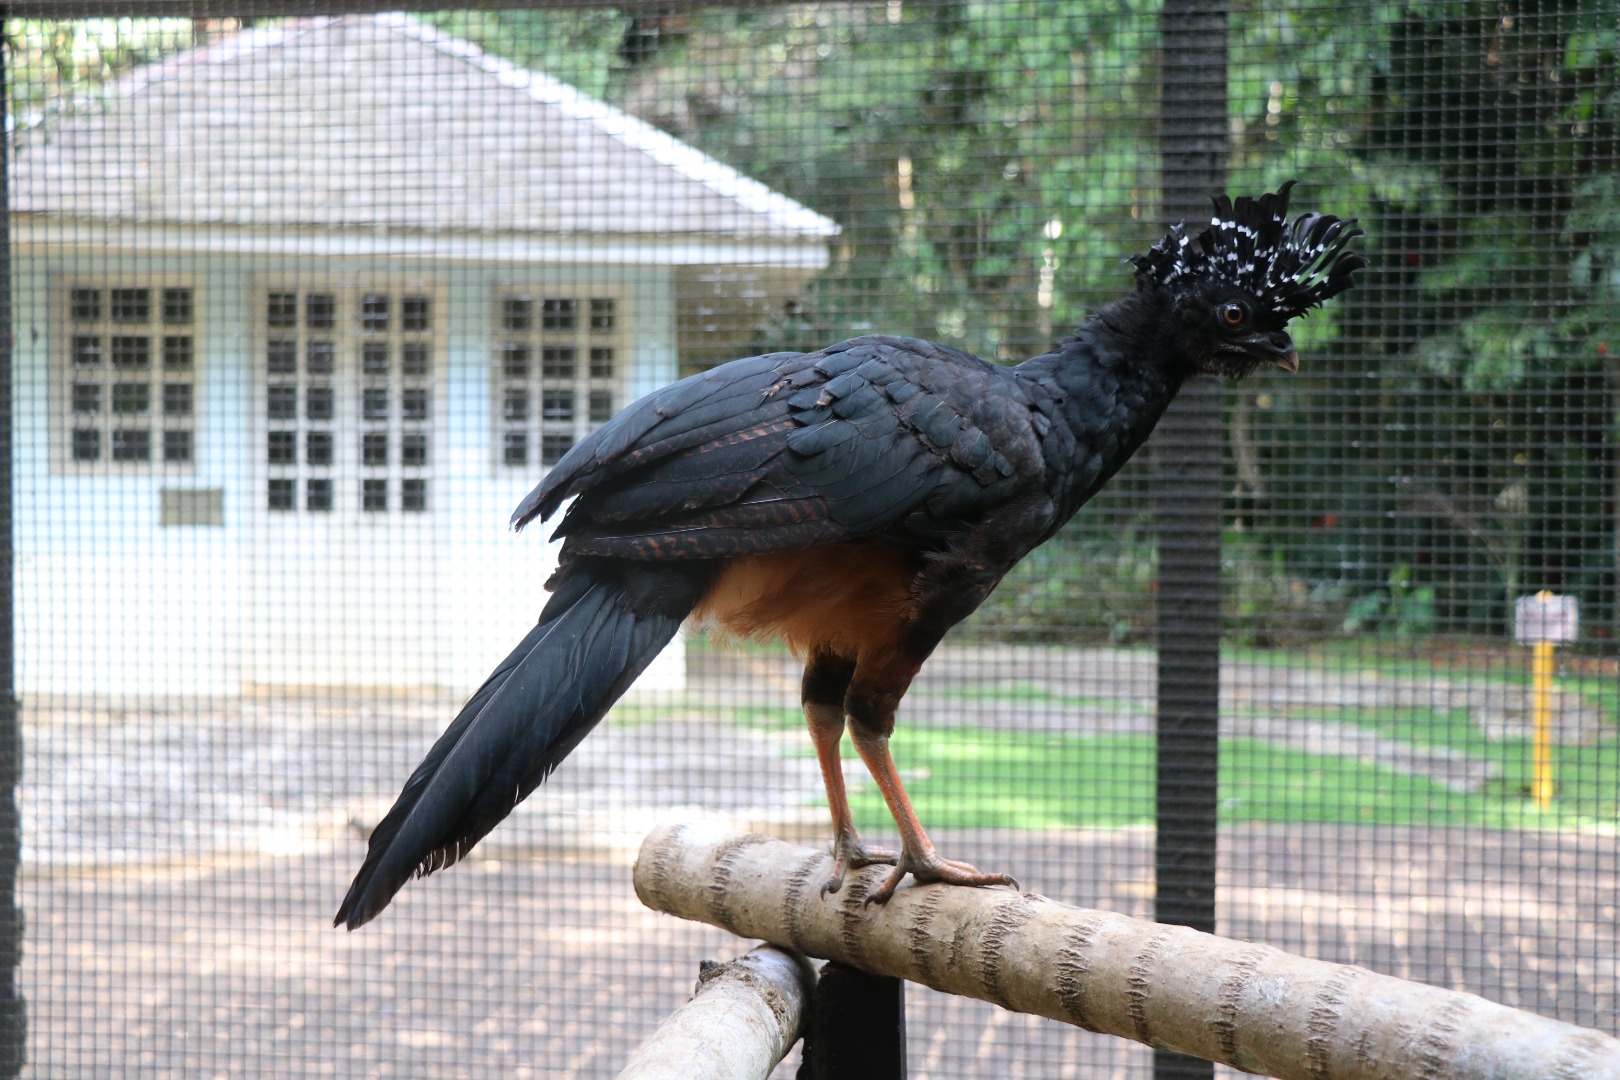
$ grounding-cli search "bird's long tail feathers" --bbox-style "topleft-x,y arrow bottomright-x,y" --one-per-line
336,559 -> 709,929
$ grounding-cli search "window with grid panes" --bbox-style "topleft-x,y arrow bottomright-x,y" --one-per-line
493,291 -> 624,470
57,280 -> 199,472
258,284 -> 441,514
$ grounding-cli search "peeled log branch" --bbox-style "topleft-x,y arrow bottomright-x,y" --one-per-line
634,821 -> 1620,1080
616,944 -> 815,1080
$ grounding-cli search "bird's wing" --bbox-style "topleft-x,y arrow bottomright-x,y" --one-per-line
510,335 -> 1054,561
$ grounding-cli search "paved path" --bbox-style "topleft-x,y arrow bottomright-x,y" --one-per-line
18,644 -> 1618,1077
23,828 -> 1617,1078
28,644 -> 1607,872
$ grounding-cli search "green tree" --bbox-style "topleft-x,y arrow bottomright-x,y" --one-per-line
1237,0 -> 1619,633
5,18 -> 213,135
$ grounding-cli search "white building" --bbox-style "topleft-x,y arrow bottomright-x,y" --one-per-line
9,14 -> 837,696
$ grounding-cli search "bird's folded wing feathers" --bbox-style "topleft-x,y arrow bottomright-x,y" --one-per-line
511,336 -> 1051,560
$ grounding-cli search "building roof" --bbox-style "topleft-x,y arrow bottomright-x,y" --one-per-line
9,13 -> 840,244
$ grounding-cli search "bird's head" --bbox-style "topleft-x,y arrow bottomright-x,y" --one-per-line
1129,180 -> 1367,379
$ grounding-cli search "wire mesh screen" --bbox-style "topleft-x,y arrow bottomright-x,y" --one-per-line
6,2 -> 1617,1077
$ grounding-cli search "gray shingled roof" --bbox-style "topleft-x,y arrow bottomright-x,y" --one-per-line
10,13 -> 840,243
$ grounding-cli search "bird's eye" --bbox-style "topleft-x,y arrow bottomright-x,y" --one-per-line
1220,302 -> 1248,327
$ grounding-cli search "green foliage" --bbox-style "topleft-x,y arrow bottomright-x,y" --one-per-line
973,522 -> 1360,648
1569,174 -> 1620,320
1339,563 -> 1437,636
5,18 -> 204,131
1223,534 -> 1351,645
970,481 -> 1159,645
418,9 -> 628,98
693,1 -> 1159,359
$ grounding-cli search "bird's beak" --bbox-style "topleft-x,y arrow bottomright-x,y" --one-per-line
1250,330 -> 1299,375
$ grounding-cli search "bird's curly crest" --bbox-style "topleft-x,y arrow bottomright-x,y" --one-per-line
1130,179 -> 1367,320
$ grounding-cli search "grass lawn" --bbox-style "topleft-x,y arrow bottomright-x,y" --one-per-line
831,726 -> 1618,834
1304,701 -> 1617,805
1229,640 -> 1620,716
675,637 -> 1617,834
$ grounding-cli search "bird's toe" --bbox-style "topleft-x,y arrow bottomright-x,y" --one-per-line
823,835 -> 901,897
846,842 -> 899,869
860,850 -> 1019,906
863,864 -> 911,906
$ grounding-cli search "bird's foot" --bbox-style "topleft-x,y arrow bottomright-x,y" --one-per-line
865,850 -> 1018,906
821,835 -> 900,897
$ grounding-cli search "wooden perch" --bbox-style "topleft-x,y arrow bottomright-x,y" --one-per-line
634,821 -> 1620,1080
617,944 -> 814,1080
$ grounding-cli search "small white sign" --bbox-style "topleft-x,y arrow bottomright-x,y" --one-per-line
1515,592 -> 1579,645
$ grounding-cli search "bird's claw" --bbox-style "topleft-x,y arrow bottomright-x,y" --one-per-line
821,837 -> 900,897
863,852 -> 1018,906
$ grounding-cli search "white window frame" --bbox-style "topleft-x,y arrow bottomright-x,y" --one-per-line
252,278 -> 447,517
490,287 -> 627,472
52,276 -> 202,475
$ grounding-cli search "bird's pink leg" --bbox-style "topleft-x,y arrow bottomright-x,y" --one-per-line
847,725 -> 1018,904
806,701 -> 898,895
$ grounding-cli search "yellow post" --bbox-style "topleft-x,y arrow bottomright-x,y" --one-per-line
1516,590 -> 1575,810
1530,639 -> 1555,808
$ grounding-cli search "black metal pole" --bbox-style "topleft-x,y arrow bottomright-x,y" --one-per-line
0,12 -> 25,1076
797,962 -> 905,1080
1153,2 -> 1227,1079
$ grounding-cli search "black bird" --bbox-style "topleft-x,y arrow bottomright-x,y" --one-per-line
337,181 -> 1365,928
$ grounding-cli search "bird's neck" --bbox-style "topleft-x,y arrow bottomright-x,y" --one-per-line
1013,291 -> 1193,521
